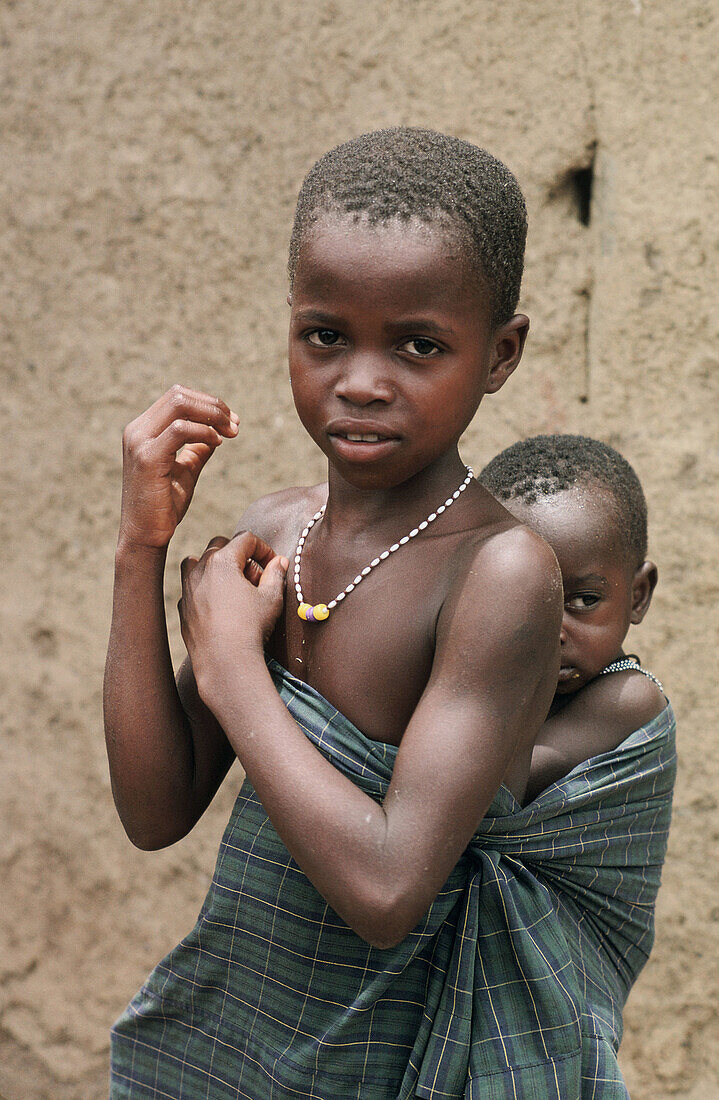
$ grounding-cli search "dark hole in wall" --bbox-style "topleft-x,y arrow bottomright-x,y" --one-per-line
572,163 -> 594,226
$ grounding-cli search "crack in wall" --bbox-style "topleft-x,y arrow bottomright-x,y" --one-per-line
573,1 -> 597,403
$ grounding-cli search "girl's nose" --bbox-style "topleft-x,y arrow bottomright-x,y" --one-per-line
559,620 -> 568,645
334,356 -> 394,406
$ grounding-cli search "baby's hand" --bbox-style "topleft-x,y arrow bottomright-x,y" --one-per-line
178,532 -> 289,692
118,385 -> 239,550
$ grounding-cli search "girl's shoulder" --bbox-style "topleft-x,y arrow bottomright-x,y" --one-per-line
234,483 -> 328,557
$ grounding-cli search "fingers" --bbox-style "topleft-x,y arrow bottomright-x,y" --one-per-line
179,536 -> 288,651
244,558 -> 264,586
183,533 -> 288,592
157,384 -> 239,437
204,536 -> 230,553
124,385 -> 239,454
180,554 -> 199,583
258,554 -> 289,589
194,531 -> 288,591
231,530 -> 280,570
256,555 -> 289,625
171,442 -> 216,502
156,417 -> 229,458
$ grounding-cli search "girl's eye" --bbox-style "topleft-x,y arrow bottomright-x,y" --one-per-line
400,337 -> 441,358
566,593 -> 601,610
306,329 -> 344,347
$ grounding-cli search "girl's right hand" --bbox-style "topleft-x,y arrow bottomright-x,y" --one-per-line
118,385 -> 239,550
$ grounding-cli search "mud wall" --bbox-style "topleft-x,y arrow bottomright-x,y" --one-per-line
2,2 -> 718,1096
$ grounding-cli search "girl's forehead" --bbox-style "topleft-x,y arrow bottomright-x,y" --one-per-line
295,211 -> 478,283
300,211 -> 455,256
291,212 -> 491,321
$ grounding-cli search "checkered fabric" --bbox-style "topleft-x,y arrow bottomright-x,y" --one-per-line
110,660 -> 676,1099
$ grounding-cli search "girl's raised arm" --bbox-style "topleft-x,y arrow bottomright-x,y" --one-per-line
103,386 -> 239,848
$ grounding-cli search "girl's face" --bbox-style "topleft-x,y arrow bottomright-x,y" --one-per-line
287,213 -> 527,492
505,487 -> 655,694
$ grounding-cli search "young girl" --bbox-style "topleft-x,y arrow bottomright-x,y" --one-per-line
106,132 -> 673,1099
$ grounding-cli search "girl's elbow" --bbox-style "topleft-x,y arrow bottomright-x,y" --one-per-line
119,808 -> 193,852
351,916 -> 407,950
365,926 -> 409,950
348,886 -> 419,949
126,828 -> 169,852
124,822 -> 178,851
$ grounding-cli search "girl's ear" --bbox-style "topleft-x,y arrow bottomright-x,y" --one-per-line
485,314 -> 530,394
631,560 -> 658,624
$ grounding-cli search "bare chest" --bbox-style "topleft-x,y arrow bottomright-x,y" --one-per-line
267,540 -> 458,743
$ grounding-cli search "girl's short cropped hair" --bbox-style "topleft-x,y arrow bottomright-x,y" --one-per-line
288,127 -> 527,328
479,434 -> 649,564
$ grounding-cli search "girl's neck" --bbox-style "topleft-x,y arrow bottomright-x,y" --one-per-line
321,449 -> 468,540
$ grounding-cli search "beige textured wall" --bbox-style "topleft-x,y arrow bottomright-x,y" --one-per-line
2,2 -> 718,1096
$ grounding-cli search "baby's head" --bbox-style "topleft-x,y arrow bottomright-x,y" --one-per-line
288,127 -> 527,329
479,435 -> 658,694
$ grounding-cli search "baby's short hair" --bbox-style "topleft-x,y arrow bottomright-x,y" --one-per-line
288,127 -> 527,328
479,434 -> 648,564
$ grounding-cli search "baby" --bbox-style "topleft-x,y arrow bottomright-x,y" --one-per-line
479,432 -> 670,802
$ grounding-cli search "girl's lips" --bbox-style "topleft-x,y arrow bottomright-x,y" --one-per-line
328,433 -> 400,462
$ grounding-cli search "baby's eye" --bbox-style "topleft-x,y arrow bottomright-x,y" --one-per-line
399,337 -> 441,358
566,593 -> 601,610
306,329 -> 345,347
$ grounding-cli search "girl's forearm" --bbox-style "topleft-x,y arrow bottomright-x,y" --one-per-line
196,654 -> 413,947
103,542 -> 198,848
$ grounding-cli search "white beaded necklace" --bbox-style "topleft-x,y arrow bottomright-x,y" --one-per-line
294,465 -> 474,621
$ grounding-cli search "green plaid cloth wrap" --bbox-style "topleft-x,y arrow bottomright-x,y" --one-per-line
111,661 -> 676,1099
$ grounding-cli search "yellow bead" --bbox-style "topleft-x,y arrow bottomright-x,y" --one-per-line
297,602 -> 311,620
313,603 -> 330,620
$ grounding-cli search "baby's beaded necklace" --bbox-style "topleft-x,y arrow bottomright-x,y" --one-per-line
294,465 -> 474,621
600,656 -> 664,692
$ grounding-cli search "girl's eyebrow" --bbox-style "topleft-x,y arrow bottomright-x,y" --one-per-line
388,318 -> 455,337
293,308 -> 344,325
293,309 -> 456,338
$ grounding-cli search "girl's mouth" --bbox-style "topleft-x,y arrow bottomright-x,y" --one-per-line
328,432 -> 400,462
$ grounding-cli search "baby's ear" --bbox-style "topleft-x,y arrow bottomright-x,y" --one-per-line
631,560 -> 658,624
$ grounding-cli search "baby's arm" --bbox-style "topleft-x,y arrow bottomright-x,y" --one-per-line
525,670 -> 667,803
103,387 -> 244,848
178,525 -> 562,947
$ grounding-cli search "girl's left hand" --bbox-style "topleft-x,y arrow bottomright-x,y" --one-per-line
178,532 -> 288,690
